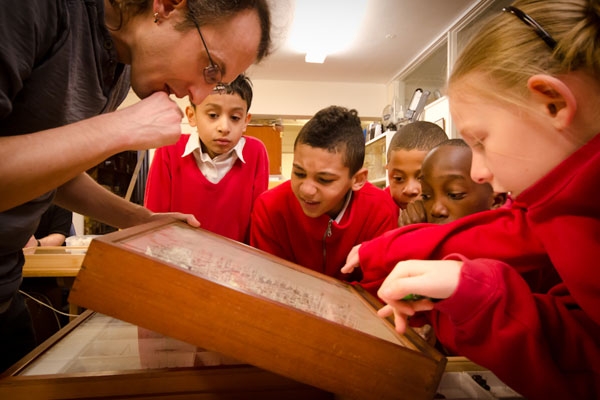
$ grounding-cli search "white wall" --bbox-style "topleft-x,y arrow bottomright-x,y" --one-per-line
250,79 -> 386,119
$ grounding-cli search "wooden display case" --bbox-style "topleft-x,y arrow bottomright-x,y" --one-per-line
67,219 -> 446,399
0,310 -> 330,399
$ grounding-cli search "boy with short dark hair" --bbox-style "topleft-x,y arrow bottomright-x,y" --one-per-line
386,121 -> 448,210
398,139 -> 507,226
250,106 -> 398,281
145,74 -> 269,243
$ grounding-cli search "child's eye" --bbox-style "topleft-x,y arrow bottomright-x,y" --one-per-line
421,193 -> 431,201
392,176 -> 405,183
230,115 -> 241,122
207,112 -> 218,119
318,178 -> 334,184
448,192 -> 466,200
293,171 -> 306,179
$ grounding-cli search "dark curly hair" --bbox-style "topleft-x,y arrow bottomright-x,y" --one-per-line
191,74 -> 253,111
294,106 -> 365,176
387,121 -> 448,160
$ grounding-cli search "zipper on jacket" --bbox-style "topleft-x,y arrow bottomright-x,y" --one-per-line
322,219 -> 333,271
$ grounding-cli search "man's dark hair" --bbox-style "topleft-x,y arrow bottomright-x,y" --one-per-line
387,121 -> 448,160
111,0 -> 272,61
294,106 -> 365,176
190,74 -> 253,111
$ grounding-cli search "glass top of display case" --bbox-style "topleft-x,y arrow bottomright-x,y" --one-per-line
20,312 -> 238,376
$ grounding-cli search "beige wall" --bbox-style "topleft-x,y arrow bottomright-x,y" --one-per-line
250,79 -> 386,119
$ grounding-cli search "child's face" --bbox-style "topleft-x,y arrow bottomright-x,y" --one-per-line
291,144 -> 355,219
386,149 -> 428,209
450,77 -> 580,197
420,146 -> 494,224
186,92 -> 250,159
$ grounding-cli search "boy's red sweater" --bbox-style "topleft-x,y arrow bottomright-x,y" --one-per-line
145,134 -> 269,243
357,133 -> 600,400
250,181 -> 398,280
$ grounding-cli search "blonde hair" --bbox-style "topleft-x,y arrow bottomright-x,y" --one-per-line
449,0 -> 600,106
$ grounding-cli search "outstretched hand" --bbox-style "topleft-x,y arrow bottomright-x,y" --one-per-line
377,260 -> 463,333
340,244 -> 361,274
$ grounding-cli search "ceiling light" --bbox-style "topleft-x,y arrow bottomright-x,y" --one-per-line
305,51 -> 327,64
288,0 -> 368,64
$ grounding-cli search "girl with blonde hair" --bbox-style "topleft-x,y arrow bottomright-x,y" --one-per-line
342,1 -> 600,398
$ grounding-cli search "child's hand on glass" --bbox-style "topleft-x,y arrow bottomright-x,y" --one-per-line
340,244 -> 361,274
377,260 -> 463,333
398,200 -> 427,227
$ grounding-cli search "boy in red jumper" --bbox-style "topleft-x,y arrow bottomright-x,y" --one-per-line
250,106 -> 398,281
145,75 -> 268,243
342,2 -> 600,399
385,121 -> 447,212
397,139 -> 506,226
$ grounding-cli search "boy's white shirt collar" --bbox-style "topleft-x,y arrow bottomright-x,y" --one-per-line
182,133 -> 246,163
333,190 -> 352,224
182,134 -> 246,183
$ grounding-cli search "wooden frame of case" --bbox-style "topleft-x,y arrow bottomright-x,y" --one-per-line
0,310 -> 330,399
67,219 -> 446,399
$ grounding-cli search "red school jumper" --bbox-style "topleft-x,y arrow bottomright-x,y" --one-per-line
145,134 -> 269,243
357,133 -> 600,400
250,181 -> 398,281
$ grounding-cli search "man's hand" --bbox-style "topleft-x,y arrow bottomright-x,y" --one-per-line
398,200 -> 427,227
147,212 -> 201,228
112,92 -> 184,150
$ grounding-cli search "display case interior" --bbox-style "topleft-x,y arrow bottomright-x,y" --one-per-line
0,310 -> 331,399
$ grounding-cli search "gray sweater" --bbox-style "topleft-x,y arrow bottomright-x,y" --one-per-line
0,0 -> 130,305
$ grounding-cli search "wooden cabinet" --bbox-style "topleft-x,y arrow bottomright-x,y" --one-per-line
67,219 -> 446,400
245,125 -> 282,175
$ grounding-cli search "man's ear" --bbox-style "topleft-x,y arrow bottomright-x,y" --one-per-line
185,105 -> 197,127
153,0 -> 187,20
351,168 -> 368,191
527,74 -> 577,131
489,192 -> 508,210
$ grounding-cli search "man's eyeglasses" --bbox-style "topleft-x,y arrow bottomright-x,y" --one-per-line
192,19 -> 227,91
502,6 -> 557,50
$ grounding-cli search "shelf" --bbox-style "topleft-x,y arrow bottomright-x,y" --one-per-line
365,135 -> 384,146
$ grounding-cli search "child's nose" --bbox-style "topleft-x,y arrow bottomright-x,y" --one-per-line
217,117 -> 231,134
402,179 -> 421,196
470,152 -> 493,184
300,181 -> 317,197
430,200 -> 449,218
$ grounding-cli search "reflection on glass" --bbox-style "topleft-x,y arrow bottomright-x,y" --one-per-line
20,313 -> 240,376
120,224 -> 404,346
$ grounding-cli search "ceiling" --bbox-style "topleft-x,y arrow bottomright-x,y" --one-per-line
247,0 -> 478,85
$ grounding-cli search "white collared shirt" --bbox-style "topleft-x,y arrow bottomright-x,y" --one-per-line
334,191 -> 353,224
182,134 -> 246,184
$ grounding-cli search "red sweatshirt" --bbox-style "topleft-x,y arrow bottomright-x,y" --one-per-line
250,181 -> 398,280
145,134 -> 269,243
357,133 -> 600,400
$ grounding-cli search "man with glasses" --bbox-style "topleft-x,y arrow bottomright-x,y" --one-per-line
0,0 -> 272,372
